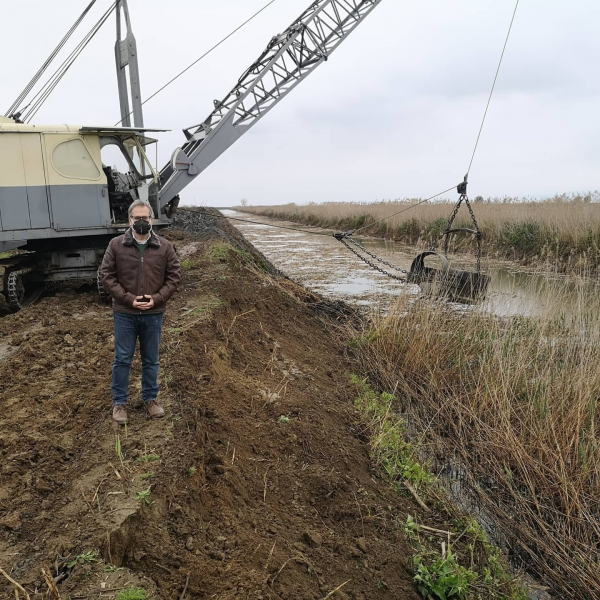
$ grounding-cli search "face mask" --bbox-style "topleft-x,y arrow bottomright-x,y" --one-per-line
132,219 -> 152,235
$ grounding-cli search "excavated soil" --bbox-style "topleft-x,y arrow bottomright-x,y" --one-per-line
0,210 -> 422,599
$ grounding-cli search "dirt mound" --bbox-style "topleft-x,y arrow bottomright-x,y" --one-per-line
0,210 -> 420,599
172,208 -> 282,276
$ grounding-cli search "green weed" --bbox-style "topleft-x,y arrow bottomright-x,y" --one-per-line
347,331 -> 380,349
67,550 -> 100,569
404,515 -> 420,540
351,376 -> 431,491
207,243 -> 231,262
188,466 -> 197,477
397,218 -> 422,242
413,550 -> 475,600
115,435 -> 126,471
115,588 -> 149,600
499,221 -> 544,256
181,258 -> 199,270
189,297 -> 225,317
207,242 -> 267,271
137,453 -> 160,463
424,217 -> 449,241
278,415 -> 290,424
139,471 -> 155,481
104,564 -> 124,573
135,487 -> 153,505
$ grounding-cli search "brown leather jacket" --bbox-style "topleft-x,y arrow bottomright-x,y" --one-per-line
100,229 -> 181,314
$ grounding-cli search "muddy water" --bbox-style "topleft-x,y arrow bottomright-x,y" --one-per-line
223,210 -> 597,318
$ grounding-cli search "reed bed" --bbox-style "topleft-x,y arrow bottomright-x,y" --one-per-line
350,280 -> 600,599
243,195 -> 600,270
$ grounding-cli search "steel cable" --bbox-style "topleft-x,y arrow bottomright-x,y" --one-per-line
5,0 -> 99,117
23,2 -> 117,123
114,0 -> 277,126
466,0 -> 520,177
198,210 -> 334,236
350,185 -> 460,235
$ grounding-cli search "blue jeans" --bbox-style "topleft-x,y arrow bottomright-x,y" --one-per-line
112,312 -> 164,406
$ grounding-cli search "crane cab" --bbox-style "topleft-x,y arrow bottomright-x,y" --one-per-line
0,118 -> 164,253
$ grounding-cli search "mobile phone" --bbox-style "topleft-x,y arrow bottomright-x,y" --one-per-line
139,296 -> 151,304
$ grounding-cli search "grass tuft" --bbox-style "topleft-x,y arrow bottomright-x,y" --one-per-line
67,550 -> 100,569
115,588 -> 148,600
414,550 -> 475,599
135,487 -> 153,505
137,453 -> 160,463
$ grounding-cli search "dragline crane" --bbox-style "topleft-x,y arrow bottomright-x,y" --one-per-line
0,0 -> 383,312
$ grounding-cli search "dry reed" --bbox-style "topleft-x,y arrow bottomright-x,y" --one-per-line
349,279 -> 600,599
244,194 -> 600,270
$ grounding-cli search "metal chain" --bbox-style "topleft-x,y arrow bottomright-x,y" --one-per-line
336,236 -> 406,282
431,196 -> 461,252
464,196 -> 482,273
344,237 -> 408,274
334,184 -> 485,279
434,194 -> 483,273
441,196 -> 464,256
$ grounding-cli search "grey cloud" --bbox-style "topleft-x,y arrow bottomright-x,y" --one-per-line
1,0 -> 598,206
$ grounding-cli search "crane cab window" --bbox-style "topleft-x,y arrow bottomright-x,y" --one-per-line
101,142 -> 133,174
52,138 -> 100,180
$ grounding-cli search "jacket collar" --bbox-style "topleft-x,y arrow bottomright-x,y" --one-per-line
122,228 -> 161,248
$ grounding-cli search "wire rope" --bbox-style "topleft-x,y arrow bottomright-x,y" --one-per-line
5,0 -> 99,117
351,185 -> 459,235
114,0 -> 277,126
345,1 -> 521,237
23,2 -> 117,123
196,210 -> 334,237
466,0 -> 520,177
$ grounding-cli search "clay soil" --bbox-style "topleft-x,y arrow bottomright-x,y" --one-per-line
0,211 -> 422,600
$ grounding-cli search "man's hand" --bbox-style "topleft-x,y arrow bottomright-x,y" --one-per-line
133,296 -> 155,310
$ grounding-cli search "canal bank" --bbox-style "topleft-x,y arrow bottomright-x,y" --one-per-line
222,209 -> 599,599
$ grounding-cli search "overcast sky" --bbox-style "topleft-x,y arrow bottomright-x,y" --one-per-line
2,0 -> 599,206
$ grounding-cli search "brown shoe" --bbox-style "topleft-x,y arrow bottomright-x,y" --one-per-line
146,400 -> 165,419
113,405 -> 128,425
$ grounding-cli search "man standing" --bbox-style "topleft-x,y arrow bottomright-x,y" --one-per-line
100,199 -> 181,425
